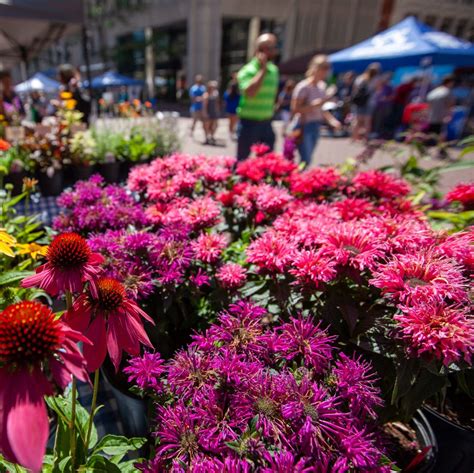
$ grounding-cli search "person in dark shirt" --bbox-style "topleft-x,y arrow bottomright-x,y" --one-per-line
0,69 -> 25,123
393,76 -> 420,131
58,64 -> 91,124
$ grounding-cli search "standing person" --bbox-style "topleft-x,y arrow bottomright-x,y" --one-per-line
351,63 -> 380,141
189,74 -> 206,137
203,80 -> 220,145
372,73 -> 394,138
28,91 -> 47,123
276,79 -> 295,135
236,33 -> 279,160
393,76 -> 420,132
58,64 -> 91,123
290,55 -> 341,166
336,71 -> 355,127
0,69 -> 25,123
223,80 -> 240,141
426,75 -> 456,138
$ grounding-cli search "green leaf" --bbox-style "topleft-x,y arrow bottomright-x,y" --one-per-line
459,145 -> 474,158
85,455 -> 122,472
0,270 -> 34,286
437,159 -> 474,173
115,459 -> 143,473
58,456 -> 72,472
93,435 -> 146,456
0,454 -> 28,472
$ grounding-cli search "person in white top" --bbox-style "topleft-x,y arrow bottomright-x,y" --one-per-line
291,55 -> 341,165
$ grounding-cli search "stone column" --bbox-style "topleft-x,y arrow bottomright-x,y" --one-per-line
247,17 -> 261,61
282,0 -> 298,61
144,26 -> 155,99
187,0 -> 222,84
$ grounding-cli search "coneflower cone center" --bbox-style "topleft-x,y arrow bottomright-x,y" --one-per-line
0,301 -> 61,365
96,278 -> 125,311
48,233 -> 91,269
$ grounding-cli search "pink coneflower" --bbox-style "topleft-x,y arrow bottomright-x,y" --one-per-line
273,316 -> 336,373
216,263 -> 247,290
21,232 -> 104,296
395,299 -> 474,366
352,170 -> 410,199
246,231 -> 296,273
191,233 -> 228,264
370,251 -> 468,304
65,277 -> 154,371
445,182 -> 474,210
0,301 -> 89,472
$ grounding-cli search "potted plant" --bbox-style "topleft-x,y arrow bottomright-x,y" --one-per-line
93,129 -> 123,183
69,130 -> 98,182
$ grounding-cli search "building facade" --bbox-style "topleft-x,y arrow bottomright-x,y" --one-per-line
27,0 -> 474,99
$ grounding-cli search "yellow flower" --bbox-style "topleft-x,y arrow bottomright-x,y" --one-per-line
22,177 -> 39,193
0,230 -> 16,257
16,242 -> 48,260
64,99 -> 77,110
60,91 -> 73,99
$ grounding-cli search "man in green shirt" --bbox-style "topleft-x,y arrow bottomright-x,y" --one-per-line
237,33 -> 279,160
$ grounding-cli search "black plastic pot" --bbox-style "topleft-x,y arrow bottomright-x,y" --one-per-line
4,170 -> 27,195
119,161 -> 133,182
100,359 -> 148,438
37,169 -> 64,197
73,164 -> 95,183
98,161 -> 120,183
411,409 -> 438,472
423,406 -> 474,473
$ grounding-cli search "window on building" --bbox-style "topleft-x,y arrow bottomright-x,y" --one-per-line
221,18 -> 250,84
455,18 -> 469,38
425,15 -> 437,27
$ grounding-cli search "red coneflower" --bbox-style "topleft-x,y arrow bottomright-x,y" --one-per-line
0,301 -> 90,472
65,277 -> 154,372
21,233 -> 104,296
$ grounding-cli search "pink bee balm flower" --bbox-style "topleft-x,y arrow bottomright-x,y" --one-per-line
319,223 -> 387,272
246,231 -> 296,273
65,277 -> 154,371
370,251 -> 468,304
185,197 -> 221,230
395,300 -> 474,366
21,232 -> 104,296
445,182 -> 474,210
192,233 -> 228,264
352,170 -> 410,199
289,249 -> 337,288
255,184 -> 293,215
216,263 -> 247,289
251,143 -> 270,157
0,301 -> 89,472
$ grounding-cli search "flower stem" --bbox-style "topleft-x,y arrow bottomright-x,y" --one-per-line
85,369 -> 100,450
65,290 -> 73,311
70,378 -> 77,470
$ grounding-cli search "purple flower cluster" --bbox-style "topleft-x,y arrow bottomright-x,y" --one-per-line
128,302 -> 389,472
53,174 -> 149,235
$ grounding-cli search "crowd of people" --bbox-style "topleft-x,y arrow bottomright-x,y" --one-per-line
0,34 -> 464,164
187,33 -> 462,162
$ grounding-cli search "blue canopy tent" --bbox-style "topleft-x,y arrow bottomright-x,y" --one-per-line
15,72 -> 61,93
329,16 -> 474,73
85,71 -> 143,89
